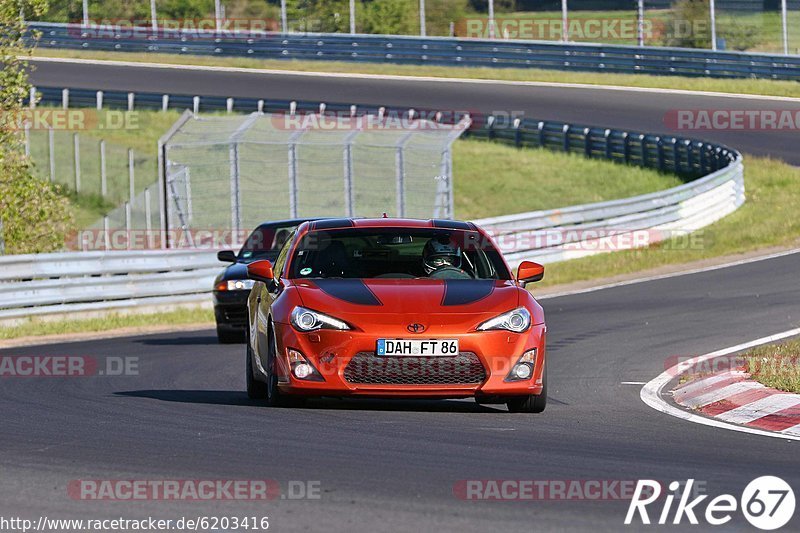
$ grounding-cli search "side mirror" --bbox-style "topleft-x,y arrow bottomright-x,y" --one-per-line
517,261 -> 544,284
247,260 -> 274,283
217,250 -> 237,263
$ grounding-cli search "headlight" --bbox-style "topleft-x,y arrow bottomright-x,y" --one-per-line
226,279 -> 255,291
290,307 -> 351,332
477,307 -> 531,333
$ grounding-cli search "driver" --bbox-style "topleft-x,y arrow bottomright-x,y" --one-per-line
422,238 -> 471,278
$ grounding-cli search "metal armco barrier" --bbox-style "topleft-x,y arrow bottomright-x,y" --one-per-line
6,87 -> 743,319
0,250 -> 219,320
28,22 -> 800,81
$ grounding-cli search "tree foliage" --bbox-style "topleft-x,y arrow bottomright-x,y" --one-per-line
1,0 -> 74,254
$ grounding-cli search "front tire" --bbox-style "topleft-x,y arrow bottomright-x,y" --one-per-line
506,363 -> 547,413
246,342 -> 268,400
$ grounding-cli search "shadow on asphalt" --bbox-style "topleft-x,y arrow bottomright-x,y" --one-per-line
136,336 -> 222,346
114,390 -> 508,413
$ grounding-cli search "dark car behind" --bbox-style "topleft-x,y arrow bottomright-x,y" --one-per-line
213,218 -> 319,343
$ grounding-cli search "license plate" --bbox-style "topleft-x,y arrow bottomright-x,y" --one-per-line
376,339 -> 459,357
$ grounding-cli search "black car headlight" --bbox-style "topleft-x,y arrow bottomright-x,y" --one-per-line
290,307 -> 351,332
476,307 -> 531,333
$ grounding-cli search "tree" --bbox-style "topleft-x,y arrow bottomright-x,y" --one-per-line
0,0 -> 74,254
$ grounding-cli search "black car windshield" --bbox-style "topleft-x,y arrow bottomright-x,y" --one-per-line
238,224 -> 298,262
289,228 -> 510,280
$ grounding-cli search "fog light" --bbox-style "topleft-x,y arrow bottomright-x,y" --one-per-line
505,349 -> 537,382
512,364 -> 532,380
293,363 -> 313,379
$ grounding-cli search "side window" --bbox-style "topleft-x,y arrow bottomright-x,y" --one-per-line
272,229 -> 296,279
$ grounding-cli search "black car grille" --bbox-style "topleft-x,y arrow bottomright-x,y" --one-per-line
222,308 -> 247,325
343,352 -> 486,386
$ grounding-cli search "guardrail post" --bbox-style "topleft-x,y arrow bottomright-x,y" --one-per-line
656,137 -> 665,171
639,134 -> 647,167
29,86 -> 36,109
622,132 -> 630,163
513,118 -> 521,147
62,88 -> 69,109
73,133 -> 81,192
537,121 -> 545,148
226,98 -> 234,113
487,116 -> 495,140
48,127 -> 55,182
128,148 -> 135,203
290,101 -> 297,116
162,94 -> 169,112
671,138 -> 679,174
604,129 -> 612,159
127,92 -> 135,112
100,140 -> 107,197
562,124 -> 570,152
258,99 -> 264,113
685,140 -> 694,174
700,143 -> 708,173
193,96 -> 200,114
96,90 -> 103,110
583,127 -> 591,157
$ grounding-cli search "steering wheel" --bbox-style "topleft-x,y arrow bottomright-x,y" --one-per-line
429,266 -> 473,280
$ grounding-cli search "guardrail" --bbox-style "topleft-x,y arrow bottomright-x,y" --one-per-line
28,22 -> 800,81
6,87 -> 743,320
0,250 -> 219,321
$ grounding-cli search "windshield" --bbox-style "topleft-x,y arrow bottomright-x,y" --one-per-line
238,224 -> 298,262
288,228 -> 510,280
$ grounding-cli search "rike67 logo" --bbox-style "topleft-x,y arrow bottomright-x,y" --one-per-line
626,477 -> 795,530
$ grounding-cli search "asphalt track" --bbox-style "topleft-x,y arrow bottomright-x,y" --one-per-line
28,59 -> 800,164
2,60 -> 798,531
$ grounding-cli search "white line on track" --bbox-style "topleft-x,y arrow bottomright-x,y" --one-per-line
640,327 -> 800,441
28,56 -> 800,103
621,381 -> 647,385
538,248 -> 800,300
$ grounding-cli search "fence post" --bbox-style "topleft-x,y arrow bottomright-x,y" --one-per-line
288,143 -> 299,218
23,123 -> 30,157
144,187 -> 153,249
229,143 -> 241,241
128,149 -> 135,203
100,140 -> 107,197
73,133 -> 81,192
48,127 -> 55,182
125,201 -> 132,250
710,0 -> 717,51
29,86 -> 36,108
419,0 -> 426,37
103,215 -> 110,251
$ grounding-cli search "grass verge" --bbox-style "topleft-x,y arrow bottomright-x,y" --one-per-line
538,154 -> 800,288
33,49 -> 800,99
0,307 -> 214,341
743,338 -> 800,394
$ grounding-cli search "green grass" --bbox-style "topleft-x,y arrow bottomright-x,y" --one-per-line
0,307 -> 214,340
453,139 -> 682,218
33,48 -> 800,99
537,155 -> 800,288
743,338 -> 800,393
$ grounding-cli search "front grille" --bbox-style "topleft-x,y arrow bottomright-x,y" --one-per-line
343,351 -> 486,385
222,308 -> 247,324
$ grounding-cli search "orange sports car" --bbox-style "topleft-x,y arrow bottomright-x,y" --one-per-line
244,218 -> 547,413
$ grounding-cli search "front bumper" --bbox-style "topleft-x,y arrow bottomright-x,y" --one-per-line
273,323 -> 546,398
213,290 -> 250,330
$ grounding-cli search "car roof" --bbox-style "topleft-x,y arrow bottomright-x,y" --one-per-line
306,218 -> 478,231
254,218 -> 325,230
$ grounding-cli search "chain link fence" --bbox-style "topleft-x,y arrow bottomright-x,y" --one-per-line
160,110 -> 470,249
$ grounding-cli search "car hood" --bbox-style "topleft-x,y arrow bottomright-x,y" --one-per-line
292,278 -> 521,333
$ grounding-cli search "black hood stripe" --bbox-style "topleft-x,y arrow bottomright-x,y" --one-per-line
313,279 -> 382,306
441,280 -> 495,306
